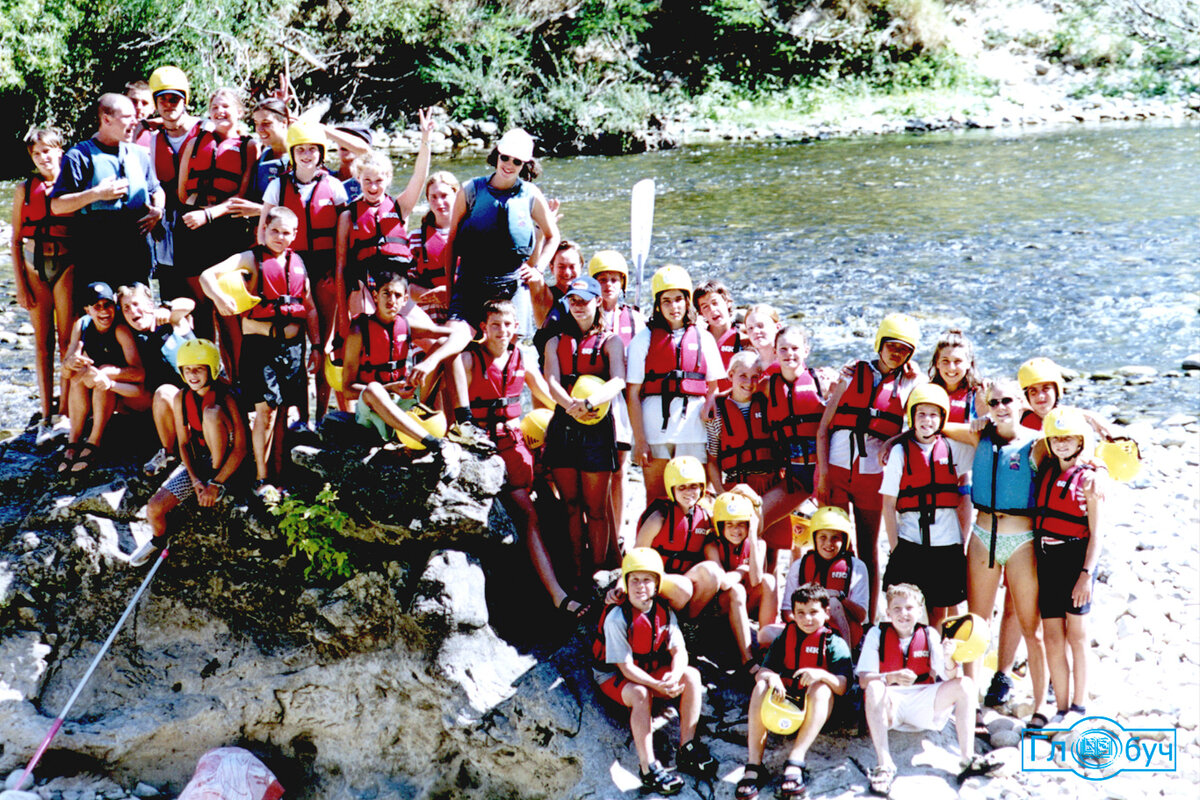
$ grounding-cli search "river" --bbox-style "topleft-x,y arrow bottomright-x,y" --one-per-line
1,122 -> 1197,429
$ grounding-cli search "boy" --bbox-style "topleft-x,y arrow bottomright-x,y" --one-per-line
880,384 -> 974,627
130,339 -> 249,566
145,66 -> 201,298
200,206 -> 319,494
693,279 -> 745,389
738,584 -> 852,800
857,583 -> 999,795
594,548 -> 715,795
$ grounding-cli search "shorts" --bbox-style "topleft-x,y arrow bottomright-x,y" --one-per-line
173,215 -> 253,277
239,333 -> 306,410
883,539 -> 967,607
597,665 -> 672,705
494,424 -> 534,490
882,683 -> 952,733
724,470 -> 779,498
783,462 -> 816,494
972,523 -> 1033,568
1037,538 -> 1093,618
828,463 -> 883,511
23,243 -> 69,287
449,271 -> 521,329
298,250 -> 336,283
542,409 -> 618,473
648,442 -> 707,461
161,461 -> 222,502
612,391 -> 633,450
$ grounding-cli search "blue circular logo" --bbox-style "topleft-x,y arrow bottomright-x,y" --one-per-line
1073,728 -> 1121,770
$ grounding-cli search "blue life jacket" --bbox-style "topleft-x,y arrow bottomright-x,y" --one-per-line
75,138 -> 151,214
249,147 -> 286,202
971,429 -> 1036,514
456,176 -> 536,275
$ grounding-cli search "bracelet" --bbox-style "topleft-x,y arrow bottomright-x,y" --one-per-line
203,209 -> 212,224
1080,567 -> 1091,575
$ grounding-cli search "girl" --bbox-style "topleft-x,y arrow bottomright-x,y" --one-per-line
10,128 -> 73,440
928,329 -> 983,423
408,171 -> 461,325
743,303 -> 781,374
625,265 -> 725,501
542,275 -> 626,586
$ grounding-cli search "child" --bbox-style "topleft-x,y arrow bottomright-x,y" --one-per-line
774,506 -> 868,652
342,271 -> 455,447
742,303 -> 781,374
593,548 -> 715,795
1018,356 -> 1113,439
693,279 -> 745,392
857,583 -> 999,795
11,128 -> 74,440
407,171 -> 461,325
928,329 -> 983,424
738,584 -> 852,800
817,313 -> 922,617
634,455 -> 722,617
201,206 -> 319,493
704,491 -> 777,673
626,265 -> 725,500
130,339 -> 249,566
1034,407 -> 1104,724
880,384 -> 974,627
530,239 -> 584,328
58,282 -> 147,475
705,351 -> 776,497
450,299 -> 585,617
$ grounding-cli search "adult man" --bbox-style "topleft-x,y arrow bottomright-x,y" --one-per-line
146,66 -> 201,298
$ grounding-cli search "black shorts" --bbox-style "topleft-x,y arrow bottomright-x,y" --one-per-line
239,333 -> 306,409
883,538 -> 967,608
1037,538 -> 1092,618
542,409 -> 618,473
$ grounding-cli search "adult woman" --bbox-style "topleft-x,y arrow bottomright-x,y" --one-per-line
408,171 -> 461,325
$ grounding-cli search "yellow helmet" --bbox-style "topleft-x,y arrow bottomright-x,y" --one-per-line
569,375 -> 611,425
790,511 -> 813,550
713,492 -> 755,526
175,338 -> 220,381
620,547 -> 665,592
216,268 -> 261,314
520,407 -> 554,450
1095,438 -> 1141,482
650,264 -> 693,299
874,313 -> 919,355
324,355 -> 344,394
1018,357 -> 1063,397
148,66 -> 190,104
588,250 -> 629,283
287,120 -> 327,158
941,612 -> 989,664
760,692 -> 806,735
1042,406 -> 1092,460
396,405 -> 448,450
663,455 -> 705,503
807,505 -> 854,553
905,383 -> 951,430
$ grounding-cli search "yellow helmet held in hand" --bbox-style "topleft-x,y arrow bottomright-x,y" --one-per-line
713,492 -> 755,526
176,338 -> 220,381
287,120 -> 327,158
760,692 -> 806,735
874,313 -> 919,356
569,374 -> 611,425
216,268 -> 261,315
588,250 -> 629,284
324,356 -> 344,394
148,66 -> 190,104
941,612 -> 989,664
1018,357 -> 1064,397
520,407 -> 554,450
663,455 -> 705,503
651,264 -> 693,299
620,547 -> 665,592
905,383 -> 951,430
1095,438 -> 1141,482
396,404 -> 448,450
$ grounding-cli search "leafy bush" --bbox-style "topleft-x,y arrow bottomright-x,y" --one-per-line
267,483 -> 355,581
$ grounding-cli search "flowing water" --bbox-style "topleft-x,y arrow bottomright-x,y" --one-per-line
1,122 -> 1197,427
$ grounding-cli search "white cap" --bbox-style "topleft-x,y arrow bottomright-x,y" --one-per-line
495,128 -> 534,162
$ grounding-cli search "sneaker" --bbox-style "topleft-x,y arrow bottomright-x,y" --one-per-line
35,419 -> 65,446
143,447 -> 175,476
448,421 -> 496,451
676,740 -> 718,779
639,761 -> 683,796
129,539 -> 160,567
984,671 -> 1014,708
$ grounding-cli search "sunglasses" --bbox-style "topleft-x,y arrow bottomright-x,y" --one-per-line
498,154 -> 525,166
987,397 -> 1017,408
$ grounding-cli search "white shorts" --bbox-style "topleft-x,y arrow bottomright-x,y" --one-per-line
648,442 -> 707,461
612,391 -> 633,448
884,683 -> 953,733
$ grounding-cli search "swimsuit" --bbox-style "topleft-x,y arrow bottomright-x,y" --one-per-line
972,523 -> 1032,568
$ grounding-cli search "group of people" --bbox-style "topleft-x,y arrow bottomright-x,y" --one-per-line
10,66 -> 1120,798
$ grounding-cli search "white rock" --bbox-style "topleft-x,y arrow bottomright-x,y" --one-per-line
2,772 -> 32,792
132,783 -> 159,798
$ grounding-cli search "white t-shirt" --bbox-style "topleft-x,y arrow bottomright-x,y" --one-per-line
627,326 -> 726,445
855,624 -> 947,680
262,174 -> 349,207
880,437 -> 975,547
828,363 -> 919,475
782,553 -> 870,612
592,602 -> 684,684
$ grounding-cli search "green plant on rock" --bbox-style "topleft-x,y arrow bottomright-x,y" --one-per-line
268,483 -> 355,581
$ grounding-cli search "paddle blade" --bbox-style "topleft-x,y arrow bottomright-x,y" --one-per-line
630,179 -> 656,309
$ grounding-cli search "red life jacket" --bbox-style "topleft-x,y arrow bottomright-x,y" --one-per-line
246,247 -> 308,333
556,328 -> 610,390
1020,409 -> 1044,432
894,435 -> 962,546
878,623 -> 935,684
409,223 -> 450,290
1033,462 -> 1093,543
348,195 -> 412,264
715,535 -> 751,572
19,176 -> 70,257
592,599 -> 673,674
354,314 -> 410,385
946,385 -> 974,424
182,382 -> 230,455
716,394 -> 776,477
779,623 -> 831,696
281,171 -> 340,254
715,327 -> 746,368
640,326 -> 708,430
829,360 -> 906,454
800,551 -> 854,597
764,369 -> 825,462
467,341 -> 524,431
640,498 -> 711,575
602,305 -> 638,347
153,123 -> 200,202
183,130 -> 249,204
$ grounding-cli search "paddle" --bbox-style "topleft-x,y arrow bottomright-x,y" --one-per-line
630,179 -> 656,310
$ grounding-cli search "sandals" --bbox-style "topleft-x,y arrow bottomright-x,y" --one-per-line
1027,711 -> 1050,729
974,708 -> 990,740
56,442 -> 80,474
735,763 -> 766,800
779,760 -> 808,799
69,442 -> 99,474
957,752 -> 1004,784
555,593 -> 593,623
868,764 -> 896,796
